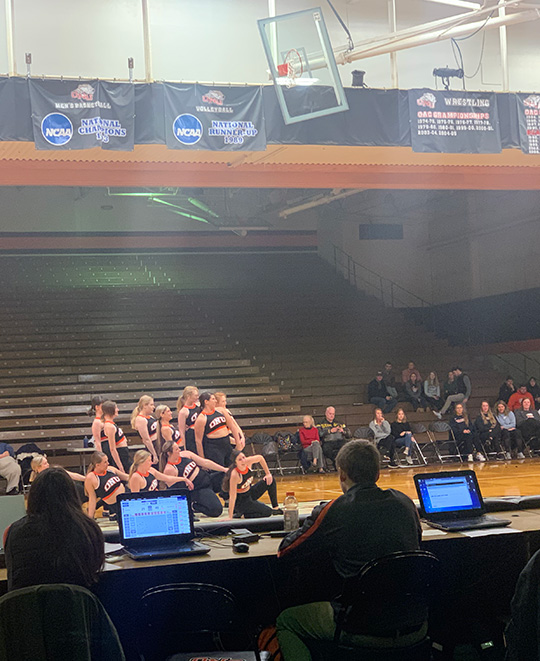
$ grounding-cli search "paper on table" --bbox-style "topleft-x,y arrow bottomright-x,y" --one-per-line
104,542 -> 124,554
422,529 -> 447,537
461,527 -> 521,538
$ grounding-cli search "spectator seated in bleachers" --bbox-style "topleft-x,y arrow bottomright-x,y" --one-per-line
498,375 -> 516,404
0,442 -> 21,496
449,403 -> 485,463
508,385 -> 535,412
473,400 -> 505,458
367,371 -> 397,414
381,361 -> 399,399
390,408 -> 416,465
527,377 -> 540,408
494,400 -> 526,459
369,408 -> 398,468
434,366 -> 471,419
401,361 -> 421,386
299,415 -> 325,474
515,398 -> 540,452
404,372 -> 428,412
317,407 -> 350,468
424,371 -> 443,412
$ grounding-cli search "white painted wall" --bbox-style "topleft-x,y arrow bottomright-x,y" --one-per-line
1,0 -> 538,91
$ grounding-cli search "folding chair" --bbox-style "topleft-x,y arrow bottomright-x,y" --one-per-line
409,423 -> 432,466
428,421 -> 463,464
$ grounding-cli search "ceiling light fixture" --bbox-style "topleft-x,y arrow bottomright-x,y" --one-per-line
424,0 -> 481,10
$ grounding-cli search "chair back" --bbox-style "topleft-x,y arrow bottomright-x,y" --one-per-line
429,421 -> 451,434
336,551 -> 439,640
353,426 -> 373,440
138,582 -> 255,661
410,422 -> 428,434
0,583 -> 125,661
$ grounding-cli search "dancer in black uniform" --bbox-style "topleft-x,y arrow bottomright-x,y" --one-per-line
102,400 -> 131,472
131,395 -> 158,462
193,392 -> 241,466
160,441 -> 227,517
223,451 -> 282,519
84,451 -> 128,520
177,386 -> 200,453
155,404 -> 182,447
89,395 -> 105,449
127,449 -> 193,493
214,391 -> 245,450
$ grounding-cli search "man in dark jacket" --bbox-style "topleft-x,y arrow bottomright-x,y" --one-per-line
367,372 -> 397,413
498,376 -> 516,404
276,440 -> 421,660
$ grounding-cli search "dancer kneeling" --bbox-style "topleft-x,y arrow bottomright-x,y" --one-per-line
85,451 -> 128,521
223,451 -> 283,519
128,449 -> 194,493
160,441 -> 227,517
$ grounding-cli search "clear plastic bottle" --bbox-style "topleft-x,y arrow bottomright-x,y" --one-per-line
283,491 -> 300,532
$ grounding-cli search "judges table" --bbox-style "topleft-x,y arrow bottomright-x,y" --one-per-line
2,510 -> 540,660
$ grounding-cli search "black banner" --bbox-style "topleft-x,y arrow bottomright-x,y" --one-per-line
29,79 -> 134,150
408,89 -> 501,153
163,83 -> 266,151
516,93 -> 540,155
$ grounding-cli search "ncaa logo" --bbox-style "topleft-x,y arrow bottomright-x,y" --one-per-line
173,113 -> 203,145
41,113 -> 73,146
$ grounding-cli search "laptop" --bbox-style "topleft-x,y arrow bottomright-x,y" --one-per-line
117,489 -> 210,561
414,470 -> 511,532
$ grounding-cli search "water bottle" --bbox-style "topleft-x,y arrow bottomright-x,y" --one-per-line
283,491 -> 299,532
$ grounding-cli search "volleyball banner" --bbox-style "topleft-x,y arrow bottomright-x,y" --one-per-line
28,79 -> 135,151
408,89 -> 502,153
516,93 -> 540,155
163,83 -> 267,151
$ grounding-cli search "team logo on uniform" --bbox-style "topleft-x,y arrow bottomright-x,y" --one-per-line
173,113 -> 203,145
524,95 -> 540,109
417,92 -> 437,109
71,84 -> 95,101
41,112 -> 73,146
202,90 -> 225,106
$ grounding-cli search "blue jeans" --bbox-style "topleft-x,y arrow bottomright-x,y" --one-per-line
394,431 -> 413,451
369,397 -> 397,413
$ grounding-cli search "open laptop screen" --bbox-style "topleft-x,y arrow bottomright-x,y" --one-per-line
416,472 -> 482,515
120,492 -> 191,540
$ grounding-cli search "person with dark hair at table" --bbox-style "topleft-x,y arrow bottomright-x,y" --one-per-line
450,403 -> 485,463
3,467 -> 104,591
498,376 -> 516,405
367,371 -> 396,413
276,440 -> 421,661
527,377 -> 540,408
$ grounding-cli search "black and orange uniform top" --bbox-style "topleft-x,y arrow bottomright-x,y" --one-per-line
167,457 -> 204,489
103,421 -> 127,447
235,467 -> 255,496
203,410 -> 228,437
278,483 -> 422,581
162,424 -> 182,445
136,471 -> 158,491
138,415 -> 158,443
166,457 -> 223,518
183,404 -> 201,430
93,469 -> 123,501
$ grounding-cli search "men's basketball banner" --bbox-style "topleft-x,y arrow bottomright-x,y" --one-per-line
516,93 -> 540,155
29,79 -> 135,151
163,83 -> 267,151
408,89 -> 502,154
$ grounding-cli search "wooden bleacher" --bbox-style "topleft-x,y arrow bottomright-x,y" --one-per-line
0,253 -> 505,468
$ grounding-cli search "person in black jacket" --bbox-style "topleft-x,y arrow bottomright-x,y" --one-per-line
506,548 -> 540,661
4,467 -> 104,592
367,372 -> 397,413
276,440 -> 421,660
498,376 -> 516,404
474,400 -> 505,457
528,377 -> 540,408
450,403 -> 485,463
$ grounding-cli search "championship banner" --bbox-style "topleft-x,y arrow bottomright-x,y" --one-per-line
163,83 -> 266,151
29,79 -> 135,150
408,89 -> 501,153
516,93 -> 540,155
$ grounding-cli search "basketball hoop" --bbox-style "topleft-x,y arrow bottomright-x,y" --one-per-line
277,48 -> 303,88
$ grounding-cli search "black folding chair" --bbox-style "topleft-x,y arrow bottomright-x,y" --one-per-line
428,421 -> 463,464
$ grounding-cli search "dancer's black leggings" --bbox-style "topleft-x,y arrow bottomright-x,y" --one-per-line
234,479 -> 278,518
203,435 -> 233,467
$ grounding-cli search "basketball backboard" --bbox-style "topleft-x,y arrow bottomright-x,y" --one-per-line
258,7 -> 349,125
